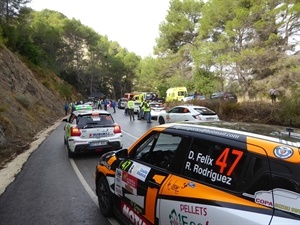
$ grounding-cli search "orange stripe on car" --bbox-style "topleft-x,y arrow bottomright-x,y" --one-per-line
145,187 -> 158,224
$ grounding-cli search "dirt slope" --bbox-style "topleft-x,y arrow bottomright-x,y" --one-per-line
0,46 -> 79,168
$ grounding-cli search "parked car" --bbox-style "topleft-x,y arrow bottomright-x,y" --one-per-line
210,91 -> 238,103
118,98 -> 128,109
95,121 -> 300,225
157,105 -> 219,125
182,94 -> 206,102
62,109 -> 122,158
149,101 -> 166,119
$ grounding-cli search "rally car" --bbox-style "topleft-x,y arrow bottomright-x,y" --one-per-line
95,121 -> 300,225
62,109 -> 122,158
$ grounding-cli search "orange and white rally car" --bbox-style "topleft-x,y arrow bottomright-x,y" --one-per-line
95,121 -> 300,225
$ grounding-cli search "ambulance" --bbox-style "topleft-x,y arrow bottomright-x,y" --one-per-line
165,87 -> 188,102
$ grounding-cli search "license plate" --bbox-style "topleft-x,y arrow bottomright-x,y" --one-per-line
206,117 -> 215,120
90,141 -> 107,146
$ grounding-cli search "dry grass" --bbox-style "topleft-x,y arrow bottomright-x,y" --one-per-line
164,99 -> 300,128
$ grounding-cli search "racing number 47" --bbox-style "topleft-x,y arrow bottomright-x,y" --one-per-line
215,148 -> 243,176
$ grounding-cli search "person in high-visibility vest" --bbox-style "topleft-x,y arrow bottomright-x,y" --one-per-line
143,99 -> 151,123
127,98 -> 135,121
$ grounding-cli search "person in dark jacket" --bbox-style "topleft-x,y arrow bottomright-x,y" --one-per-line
111,100 -> 116,113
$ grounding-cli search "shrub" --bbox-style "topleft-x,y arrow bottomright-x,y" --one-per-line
0,106 -> 6,113
15,94 -> 32,109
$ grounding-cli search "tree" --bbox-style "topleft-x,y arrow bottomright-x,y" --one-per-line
0,0 -> 31,24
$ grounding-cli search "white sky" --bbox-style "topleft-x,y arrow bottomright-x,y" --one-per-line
27,0 -> 170,58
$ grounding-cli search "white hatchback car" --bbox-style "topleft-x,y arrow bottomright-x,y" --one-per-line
62,109 -> 123,158
149,102 -> 166,119
157,105 -> 219,124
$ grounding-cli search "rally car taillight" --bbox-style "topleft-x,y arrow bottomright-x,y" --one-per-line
114,125 -> 121,134
71,127 -> 81,136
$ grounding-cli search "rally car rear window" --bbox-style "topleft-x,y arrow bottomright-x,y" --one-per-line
77,114 -> 113,126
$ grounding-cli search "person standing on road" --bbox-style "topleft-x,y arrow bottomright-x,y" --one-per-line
111,100 -> 116,113
127,98 -> 135,121
103,98 -> 109,111
143,100 -> 151,123
64,102 -> 69,116
71,102 -> 76,112
97,99 -> 102,110
138,98 -> 145,120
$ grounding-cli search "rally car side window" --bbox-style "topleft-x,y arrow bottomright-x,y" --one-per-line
134,132 -> 182,170
182,138 -> 247,191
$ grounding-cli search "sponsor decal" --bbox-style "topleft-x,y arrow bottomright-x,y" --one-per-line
120,160 -> 133,171
122,171 -> 138,195
180,204 -> 207,216
122,201 -> 150,225
89,130 -> 108,137
243,188 -> 300,215
115,168 -> 123,196
166,114 -> 170,121
122,171 -> 138,188
273,146 -> 293,159
130,200 -> 143,215
173,125 -> 241,139
169,208 -> 209,225
167,179 -> 195,194
100,161 -> 111,170
184,148 -> 244,186
127,162 -> 151,182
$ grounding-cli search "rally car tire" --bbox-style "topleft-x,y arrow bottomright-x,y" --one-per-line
66,143 -> 75,158
97,176 -> 113,217
158,116 -> 165,125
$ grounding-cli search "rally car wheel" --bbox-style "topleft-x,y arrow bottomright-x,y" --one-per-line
66,142 -> 75,158
158,116 -> 165,125
97,176 -> 113,217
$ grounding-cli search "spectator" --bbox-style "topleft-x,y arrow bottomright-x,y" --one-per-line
103,98 -> 109,111
111,100 -> 116,113
97,99 -> 102,110
64,102 -> 69,116
71,102 -> 76,112
269,88 -> 277,103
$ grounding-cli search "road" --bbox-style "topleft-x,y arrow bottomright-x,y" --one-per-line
0,108 -> 156,225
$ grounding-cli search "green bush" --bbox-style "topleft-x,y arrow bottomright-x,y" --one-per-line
15,94 -> 32,108
0,27 -> 7,47
0,106 -> 6,113
277,90 -> 300,127
56,84 -> 73,99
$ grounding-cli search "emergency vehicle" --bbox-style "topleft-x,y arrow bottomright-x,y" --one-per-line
165,87 -> 188,102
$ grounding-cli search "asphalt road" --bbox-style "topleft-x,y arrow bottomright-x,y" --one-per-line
0,107 -> 156,225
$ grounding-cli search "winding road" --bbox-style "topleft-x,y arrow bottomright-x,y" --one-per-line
0,108 -> 155,225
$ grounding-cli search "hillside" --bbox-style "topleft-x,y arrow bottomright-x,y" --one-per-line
0,46 -> 82,168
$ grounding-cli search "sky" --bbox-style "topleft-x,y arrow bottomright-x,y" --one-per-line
27,0 -> 170,58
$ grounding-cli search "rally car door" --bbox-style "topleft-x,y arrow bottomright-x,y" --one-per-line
116,132 -> 185,224
117,159 -> 170,225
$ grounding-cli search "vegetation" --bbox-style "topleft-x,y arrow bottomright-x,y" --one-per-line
0,0 -> 300,127
1,0 -> 300,100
